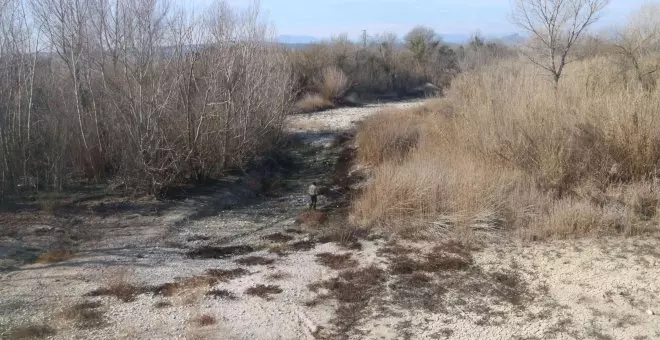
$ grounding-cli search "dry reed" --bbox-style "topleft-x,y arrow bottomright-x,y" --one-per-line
352,57 -> 660,239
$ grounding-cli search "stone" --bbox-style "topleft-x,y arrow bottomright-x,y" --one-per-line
30,225 -> 55,235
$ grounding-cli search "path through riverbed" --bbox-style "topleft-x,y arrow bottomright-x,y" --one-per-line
1,99 -> 659,340
0,101 -> 424,340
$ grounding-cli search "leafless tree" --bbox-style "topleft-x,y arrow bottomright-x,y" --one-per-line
511,0 -> 610,86
0,0 -> 39,193
614,2 -> 660,92
0,0 -> 293,196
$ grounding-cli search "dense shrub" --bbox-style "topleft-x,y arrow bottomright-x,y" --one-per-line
288,27 -> 462,102
0,0 -> 293,196
352,57 -> 660,239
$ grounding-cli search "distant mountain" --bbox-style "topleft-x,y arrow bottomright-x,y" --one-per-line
440,34 -> 471,44
276,33 -> 525,48
278,35 -> 319,44
442,33 -> 526,46
496,33 -> 526,45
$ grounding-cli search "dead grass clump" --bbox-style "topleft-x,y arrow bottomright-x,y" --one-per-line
267,245 -> 288,256
439,239 -> 475,256
86,272 -> 151,302
154,300 -> 172,309
62,301 -> 106,329
529,199 -> 628,240
352,57 -> 660,239
194,314 -> 217,327
308,265 -> 386,335
245,284 -> 283,299
296,210 -> 328,227
153,276 -> 216,297
294,94 -> 334,114
389,256 -> 425,275
186,245 -> 254,259
290,239 -> 317,251
316,66 -> 349,102
235,256 -> 275,266
356,110 -> 422,166
316,226 -> 368,250
35,250 -> 75,264
263,232 -> 294,243
309,266 -> 386,304
315,253 -> 359,270
376,242 -> 416,257
6,324 -> 56,339
389,246 -> 472,275
266,271 -> 291,281
389,272 -> 445,312
623,183 -> 659,220
424,246 -> 473,272
206,289 -> 237,300
449,267 -> 533,313
490,271 -> 527,305
205,268 -> 249,282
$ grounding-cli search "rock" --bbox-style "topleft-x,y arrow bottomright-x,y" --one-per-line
32,225 -> 64,235
30,225 -> 56,235
647,309 -> 655,316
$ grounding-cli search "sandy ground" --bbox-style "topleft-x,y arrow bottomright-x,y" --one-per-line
1,100 -> 659,340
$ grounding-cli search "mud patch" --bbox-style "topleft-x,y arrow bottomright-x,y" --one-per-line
187,234 -> 211,242
186,245 -> 254,259
245,284 -> 283,300
235,256 -> 275,266
315,253 -> 359,270
263,232 -> 294,243
290,240 -> 317,251
284,228 -> 306,234
206,268 -> 249,282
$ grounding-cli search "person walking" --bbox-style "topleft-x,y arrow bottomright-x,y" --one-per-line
308,182 -> 319,210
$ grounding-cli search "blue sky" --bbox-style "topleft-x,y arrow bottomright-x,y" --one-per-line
176,0 -> 651,39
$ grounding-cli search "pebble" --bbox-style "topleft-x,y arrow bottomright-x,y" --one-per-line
647,309 -> 654,316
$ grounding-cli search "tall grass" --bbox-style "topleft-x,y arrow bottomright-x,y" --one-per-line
352,57 -> 660,239
316,66 -> 350,102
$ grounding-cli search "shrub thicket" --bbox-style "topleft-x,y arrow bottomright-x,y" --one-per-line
352,56 -> 660,239
288,28 -> 466,103
0,0 -> 292,196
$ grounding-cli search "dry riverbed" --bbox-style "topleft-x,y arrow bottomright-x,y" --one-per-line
1,100 -> 659,340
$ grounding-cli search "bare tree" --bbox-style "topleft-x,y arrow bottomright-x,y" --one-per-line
0,0 -> 39,194
458,33 -> 515,71
614,2 -> 660,92
404,26 -> 440,64
511,0 -> 610,86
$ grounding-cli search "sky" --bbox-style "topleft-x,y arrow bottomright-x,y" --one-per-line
175,0 -> 652,40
